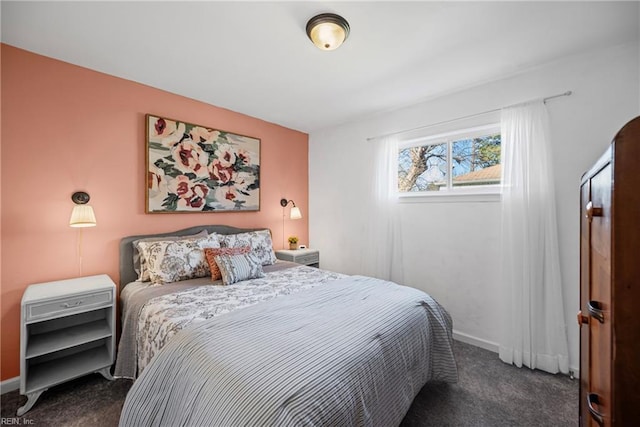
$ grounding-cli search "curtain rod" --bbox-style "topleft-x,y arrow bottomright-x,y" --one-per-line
366,90 -> 572,141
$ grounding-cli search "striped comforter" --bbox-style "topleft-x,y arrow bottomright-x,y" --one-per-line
119,275 -> 457,427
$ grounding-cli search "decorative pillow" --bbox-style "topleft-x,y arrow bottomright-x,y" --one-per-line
214,252 -> 265,285
204,246 -> 251,281
132,230 -> 209,282
219,230 -> 277,266
136,234 -> 221,284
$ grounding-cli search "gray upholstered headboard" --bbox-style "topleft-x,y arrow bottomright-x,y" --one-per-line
119,225 -> 266,289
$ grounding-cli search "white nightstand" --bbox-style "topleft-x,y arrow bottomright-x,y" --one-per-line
275,248 -> 320,268
18,274 -> 116,416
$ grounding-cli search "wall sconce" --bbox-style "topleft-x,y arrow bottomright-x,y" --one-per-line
280,198 -> 302,250
69,191 -> 96,276
306,13 -> 350,51
69,191 -> 97,227
280,198 -> 302,220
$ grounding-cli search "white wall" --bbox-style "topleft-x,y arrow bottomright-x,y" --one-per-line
309,42 -> 639,374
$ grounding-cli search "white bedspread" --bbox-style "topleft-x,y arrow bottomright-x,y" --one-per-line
119,275 -> 458,427
122,265 -> 345,375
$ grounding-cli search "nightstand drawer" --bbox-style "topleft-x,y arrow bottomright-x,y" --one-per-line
25,291 -> 112,322
297,253 -> 319,265
275,249 -> 320,266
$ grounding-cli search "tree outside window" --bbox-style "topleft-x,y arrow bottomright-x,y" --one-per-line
398,127 -> 501,193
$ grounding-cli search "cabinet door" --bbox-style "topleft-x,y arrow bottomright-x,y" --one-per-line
585,163 -> 612,426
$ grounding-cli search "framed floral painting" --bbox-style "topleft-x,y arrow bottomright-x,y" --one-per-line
146,114 -> 260,213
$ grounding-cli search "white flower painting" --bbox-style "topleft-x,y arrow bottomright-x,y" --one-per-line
146,114 -> 260,212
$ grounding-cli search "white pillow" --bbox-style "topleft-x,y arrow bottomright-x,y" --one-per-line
137,233 -> 221,284
132,230 -> 208,282
215,252 -> 265,285
219,230 -> 276,266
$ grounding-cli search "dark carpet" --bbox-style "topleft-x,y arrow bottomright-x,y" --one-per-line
1,341 -> 577,426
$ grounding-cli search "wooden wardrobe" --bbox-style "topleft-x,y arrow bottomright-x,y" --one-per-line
578,116 -> 640,426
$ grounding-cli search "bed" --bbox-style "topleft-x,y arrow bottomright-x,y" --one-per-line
116,225 -> 457,426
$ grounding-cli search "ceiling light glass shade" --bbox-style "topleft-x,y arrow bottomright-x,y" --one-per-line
69,205 -> 97,227
290,206 -> 302,220
306,13 -> 350,51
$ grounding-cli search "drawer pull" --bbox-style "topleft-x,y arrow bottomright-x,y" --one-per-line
587,393 -> 605,426
587,301 -> 605,323
61,300 -> 83,308
585,201 -> 603,220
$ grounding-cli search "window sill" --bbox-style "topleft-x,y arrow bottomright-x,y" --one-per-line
398,190 -> 501,203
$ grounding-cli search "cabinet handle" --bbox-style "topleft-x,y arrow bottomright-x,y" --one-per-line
576,310 -> 589,325
585,201 -> 603,220
61,300 -> 83,308
587,393 -> 605,426
587,301 -> 605,323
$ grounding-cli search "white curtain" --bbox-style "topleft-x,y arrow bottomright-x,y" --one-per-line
499,100 -> 569,374
361,136 -> 404,283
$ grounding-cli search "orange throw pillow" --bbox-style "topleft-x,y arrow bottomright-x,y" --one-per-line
204,246 -> 251,281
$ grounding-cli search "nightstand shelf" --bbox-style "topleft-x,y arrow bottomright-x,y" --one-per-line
18,274 -> 116,416
275,248 -> 320,268
26,319 -> 112,359
26,344 -> 112,392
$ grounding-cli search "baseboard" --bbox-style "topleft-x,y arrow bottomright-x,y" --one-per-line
453,330 -> 581,379
453,330 -> 499,353
1,376 -> 19,394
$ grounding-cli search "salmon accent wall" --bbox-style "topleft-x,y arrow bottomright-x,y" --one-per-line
0,44 -> 309,381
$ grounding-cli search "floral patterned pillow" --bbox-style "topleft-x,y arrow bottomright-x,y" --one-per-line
214,252 -> 265,286
137,234 -> 221,284
219,230 -> 277,266
204,246 -> 251,281
132,230 -> 208,282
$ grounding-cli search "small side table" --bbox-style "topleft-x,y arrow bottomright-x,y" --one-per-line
18,274 -> 116,416
275,248 -> 320,268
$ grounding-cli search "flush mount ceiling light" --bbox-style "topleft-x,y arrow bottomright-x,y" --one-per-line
306,13 -> 350,51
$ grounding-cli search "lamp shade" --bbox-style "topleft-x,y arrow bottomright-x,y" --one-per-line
69,205 -> 97,227
290,206 -> 302,220
306,13 -> 350,51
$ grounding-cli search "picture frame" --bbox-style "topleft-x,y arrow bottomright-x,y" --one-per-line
146,114 -> 260,213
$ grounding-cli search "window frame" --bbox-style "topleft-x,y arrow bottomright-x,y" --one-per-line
396,123 -> 502,202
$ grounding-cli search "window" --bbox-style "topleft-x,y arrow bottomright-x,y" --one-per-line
397,124 -> 501,195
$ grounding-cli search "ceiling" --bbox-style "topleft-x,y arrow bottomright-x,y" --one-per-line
2,1 -> 638,133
